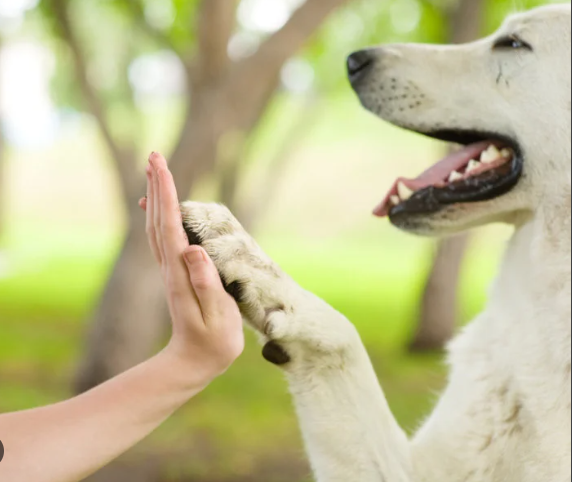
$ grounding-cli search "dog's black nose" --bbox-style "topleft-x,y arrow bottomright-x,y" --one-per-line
347,50 -> 375,85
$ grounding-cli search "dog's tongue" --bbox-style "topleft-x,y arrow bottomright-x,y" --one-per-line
374,141 -> 493,217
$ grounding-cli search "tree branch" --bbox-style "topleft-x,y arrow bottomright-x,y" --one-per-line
245,0 -> 350,73
234,95 -> 321,232
121,0 -> 181,57
50,0 -> 138,202
410,0 -> 485,352
193,0 -> 238,87
168,0 -> 348,198
225,0 -> 349,115
447,0 -> 485,43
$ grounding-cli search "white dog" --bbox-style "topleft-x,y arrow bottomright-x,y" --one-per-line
181,5 -> 572,481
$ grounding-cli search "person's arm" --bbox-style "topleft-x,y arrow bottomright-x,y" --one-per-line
0,152 -> 244,482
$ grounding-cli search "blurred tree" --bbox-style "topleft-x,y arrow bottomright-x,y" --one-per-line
221,0 -> 449,232
0,36 -> 5,240
409,0 -> 485,352
219,94 -> 321,231
42,0 -> 350,392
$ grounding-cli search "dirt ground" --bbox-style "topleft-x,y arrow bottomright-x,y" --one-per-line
86,453 -> 310,482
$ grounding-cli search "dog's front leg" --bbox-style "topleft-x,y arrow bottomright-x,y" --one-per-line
282,297 -> 414,482
181,202 -> 415,482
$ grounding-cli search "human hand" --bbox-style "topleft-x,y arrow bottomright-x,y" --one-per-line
139,152 -> 244,382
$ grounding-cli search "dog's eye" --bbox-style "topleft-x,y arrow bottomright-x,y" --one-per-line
493,35 -> 533,52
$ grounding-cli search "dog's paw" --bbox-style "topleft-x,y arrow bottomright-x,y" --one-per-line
180,202 -> 358,366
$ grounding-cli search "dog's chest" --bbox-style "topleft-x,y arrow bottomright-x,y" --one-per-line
481,231 -> 572,481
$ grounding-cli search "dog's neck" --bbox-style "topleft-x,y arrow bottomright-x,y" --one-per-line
509,197 -> 570,289
483,196 -> 572,414
497,195 -> 571,331
537,183 -> 570,261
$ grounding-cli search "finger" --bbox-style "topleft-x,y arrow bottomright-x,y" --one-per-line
156,164 -> 188,261
183,246 -> 236,325
151,153 -> 189,293
145,164 -> 162,263
151,155 -> 164,261
139,197 -> 147,211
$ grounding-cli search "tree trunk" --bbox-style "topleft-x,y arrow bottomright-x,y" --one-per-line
216,130 -> 247,221
410,235 -> 470,351
76,80 -> 274,390
409,0 -> 485,352
75,211 -> 167,391
448,0 -> 486,44
75,99 -> 225,390
76,0 -> 350,391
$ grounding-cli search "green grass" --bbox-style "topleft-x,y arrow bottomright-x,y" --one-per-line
0,220 -> 506,479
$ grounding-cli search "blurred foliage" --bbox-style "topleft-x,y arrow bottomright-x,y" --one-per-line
30,0 -> 560,109
15,0 -> 560,161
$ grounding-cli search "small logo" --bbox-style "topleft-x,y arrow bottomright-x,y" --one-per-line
0,440 -> 4,462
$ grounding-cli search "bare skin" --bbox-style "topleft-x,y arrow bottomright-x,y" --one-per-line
0,152 -> 244,482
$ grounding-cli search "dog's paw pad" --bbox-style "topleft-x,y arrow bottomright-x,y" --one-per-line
222,279 -> 248,304
184,224 -> 202,246
262,341 -> 291,366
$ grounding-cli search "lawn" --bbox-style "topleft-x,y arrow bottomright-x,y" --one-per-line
0,219 -> 507,480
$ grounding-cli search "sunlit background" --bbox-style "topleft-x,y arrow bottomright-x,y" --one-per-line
0,0 -> 567,481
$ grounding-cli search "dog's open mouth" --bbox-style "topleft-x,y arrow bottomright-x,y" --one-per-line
374,132 -> 523,218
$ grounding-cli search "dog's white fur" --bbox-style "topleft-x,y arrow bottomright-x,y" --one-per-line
182,5 -> 572,481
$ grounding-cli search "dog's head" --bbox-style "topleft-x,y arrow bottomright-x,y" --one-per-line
349,4 -> 571,236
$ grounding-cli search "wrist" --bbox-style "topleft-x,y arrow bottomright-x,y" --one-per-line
156,345 -> 217,394
165,332 -> 243,381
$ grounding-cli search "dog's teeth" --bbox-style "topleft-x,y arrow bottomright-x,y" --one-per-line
397,182 -> 414,201
449,171 -> 464,182
481,145 -> 501,164
390,195 -> 401,206
500,148 -> 513,159
466,160 -> 481,174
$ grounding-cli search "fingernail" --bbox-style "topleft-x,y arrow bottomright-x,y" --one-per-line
149,152 -> 159,169
184,247 -> 205,266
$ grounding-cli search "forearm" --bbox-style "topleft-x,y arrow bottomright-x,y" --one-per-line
0,350 -> 208,482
